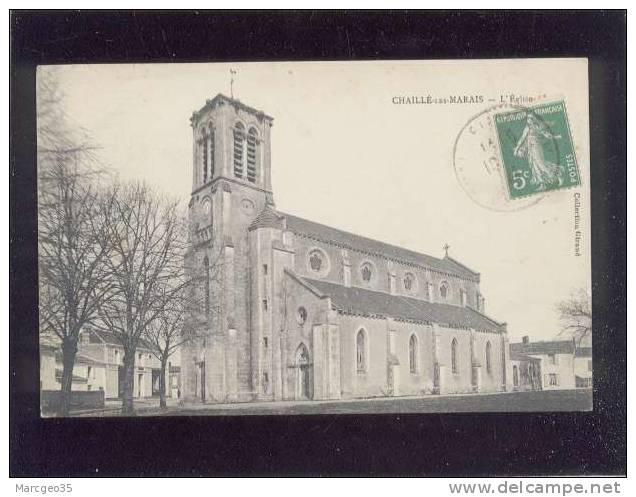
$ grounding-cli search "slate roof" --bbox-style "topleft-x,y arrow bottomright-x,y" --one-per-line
509,350 -> 542,362
55,349 -> 108,367
249,203 -> 284,231
89,329 -> 154,351
509,340 -> 575,356
76,351 -> 108,366
282,213 -> 480,282
302,277 -> 504,332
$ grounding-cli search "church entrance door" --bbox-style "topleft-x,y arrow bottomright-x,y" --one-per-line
295,344 -> 312,400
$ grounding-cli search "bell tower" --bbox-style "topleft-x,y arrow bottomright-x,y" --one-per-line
182,94 -> 275,403
187,94 -> 275,260
190,93 -> 274,195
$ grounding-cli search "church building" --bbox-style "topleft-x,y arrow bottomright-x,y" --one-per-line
181,93 -> 512,404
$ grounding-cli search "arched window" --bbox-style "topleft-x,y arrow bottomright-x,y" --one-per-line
296,307 -> 307,325
203,256 -> 210,317
440,281 -> 450,300
233,122 -> 245,178
451,338 -> 458,374
356,329 -> 366,373
409,334 -> 419,374
360,262 -> 374,283
296,343 -> 310,365
513,365 -> 519,387
485,341 -> 492,374
201,129 -> 209,183
208,125 -> 215,179
404,272 -> 416,293
246,127 -> 258,183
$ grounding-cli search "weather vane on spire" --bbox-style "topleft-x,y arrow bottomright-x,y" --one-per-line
230,68 -> 237,99
443,243 -> 450,257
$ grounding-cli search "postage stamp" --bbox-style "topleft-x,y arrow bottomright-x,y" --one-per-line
453,102 -> 545,212
494,100 -> 580,199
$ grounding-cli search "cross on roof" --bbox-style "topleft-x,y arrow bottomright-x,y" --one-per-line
443,243 -> 450,257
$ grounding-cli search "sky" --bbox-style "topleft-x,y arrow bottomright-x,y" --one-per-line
42,60 -> 591,342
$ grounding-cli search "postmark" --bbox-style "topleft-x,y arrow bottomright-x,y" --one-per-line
494,100 -> 580,199
453,102 -> 544,212
453,99 -> 579,212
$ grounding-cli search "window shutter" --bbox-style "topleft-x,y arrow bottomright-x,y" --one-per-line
233,123 -> 245,178
247,128 -> 258,183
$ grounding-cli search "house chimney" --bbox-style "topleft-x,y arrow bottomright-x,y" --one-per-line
522,336 -> 529,345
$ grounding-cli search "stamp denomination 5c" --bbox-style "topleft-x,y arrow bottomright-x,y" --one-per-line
494,100 -> 580,199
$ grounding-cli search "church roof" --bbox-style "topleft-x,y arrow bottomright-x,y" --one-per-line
282,213 -> 480,282
509,340 -> 575,356
302,277 -> 504,332
249,203 -> 285,231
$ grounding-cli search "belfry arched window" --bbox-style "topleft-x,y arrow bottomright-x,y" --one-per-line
409,334 -> 419,374
246,127 -> 258,183
451,338 -> 459,374
198,127 -> 210,184
208,125 -> 215,179
356,329 -> 367,373
233,122 -> 245,178
485,341 -> 492,374
203,256 -> 210,317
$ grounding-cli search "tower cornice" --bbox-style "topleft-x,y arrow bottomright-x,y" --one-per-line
191,175 -> 274,198
191,93 -> 274,127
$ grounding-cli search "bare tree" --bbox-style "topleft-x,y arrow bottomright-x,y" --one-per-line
97,182 -> 193,415
37,68 -> 113,416
142,246 -> 222,408
556,288 -> 592,346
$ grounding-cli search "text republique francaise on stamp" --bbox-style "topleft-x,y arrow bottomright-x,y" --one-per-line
494,100 -> 580,199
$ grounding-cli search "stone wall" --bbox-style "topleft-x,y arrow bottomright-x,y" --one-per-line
41,389 -> 105,415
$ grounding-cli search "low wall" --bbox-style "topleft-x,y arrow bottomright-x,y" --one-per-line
41,390 -> 105,415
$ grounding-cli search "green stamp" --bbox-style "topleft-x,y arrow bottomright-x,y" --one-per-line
494,100 -> 580,199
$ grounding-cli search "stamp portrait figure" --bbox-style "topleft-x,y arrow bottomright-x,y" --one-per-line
512,113 -> 563,191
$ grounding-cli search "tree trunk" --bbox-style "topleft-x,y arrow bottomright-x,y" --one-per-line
121,350 -> 136,415
59,337 -> 78,416
159,356 -> 168,409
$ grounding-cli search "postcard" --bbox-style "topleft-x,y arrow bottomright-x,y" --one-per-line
36,59 -> 592,416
